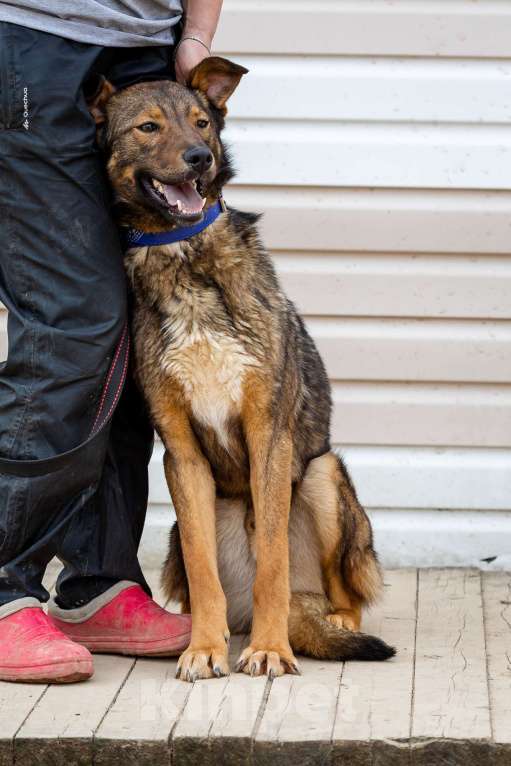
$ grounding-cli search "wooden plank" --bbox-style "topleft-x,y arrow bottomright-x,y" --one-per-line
216,0 -> 511,58
172,635 -> 269,766
1,568 -> 508,763
14,654 -> 134,766
225,122 -> 511,191
204,637 -> 267,766
227,56 -> 511,125
330,383 -> 511,449
0,684 -> 46,766
95,655 -> 192,766
331,569 -> 417,766
274,253 -> 511,320
226,187 -> 511,255
149,442 -> 511,511
308,317 -> 511,384
254,653 -> 341,765
482,573 -> 511,748
411,569 -> 491,765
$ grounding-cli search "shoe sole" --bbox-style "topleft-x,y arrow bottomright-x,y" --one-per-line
0,660 -> 93,684
61,637 -> 190,657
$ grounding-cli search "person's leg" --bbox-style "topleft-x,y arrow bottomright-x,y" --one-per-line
0,23 -> 141,607
53,45 -> 177,609
0,29 -> 190,679
55,369 -> 155,607
45,44 -> 191,658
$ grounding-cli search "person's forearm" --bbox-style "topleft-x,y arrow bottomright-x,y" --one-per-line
174,0 -> 223,84
182,0 -> 223,48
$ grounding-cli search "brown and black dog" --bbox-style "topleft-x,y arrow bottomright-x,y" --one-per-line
90,57 -> 395,681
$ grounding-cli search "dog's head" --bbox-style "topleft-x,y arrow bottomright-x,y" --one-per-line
88,57 -> 248,231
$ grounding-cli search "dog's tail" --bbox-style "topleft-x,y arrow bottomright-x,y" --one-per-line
288,592 -> 395,662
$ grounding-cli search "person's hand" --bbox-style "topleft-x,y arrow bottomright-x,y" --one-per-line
175,37 -> 211,85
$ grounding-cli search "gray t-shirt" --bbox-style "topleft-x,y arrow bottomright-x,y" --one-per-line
0,1 -> 183,47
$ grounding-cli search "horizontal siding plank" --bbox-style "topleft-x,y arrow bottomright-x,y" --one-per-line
228,56 -> 511,124
216,0 -> 511,58
307,317 -> 511,383
274,252 -> 511,319
330,382 -> 511,448
226,187 -> 511,254
142,505 -> 511,571
369,509 -> 511,570
4,314 -> 510,383
148,443 -> 511,510
225,122 -> 511,190
344,445 -> 511,511
143,384 -> 511,448
1,254 -> 511,323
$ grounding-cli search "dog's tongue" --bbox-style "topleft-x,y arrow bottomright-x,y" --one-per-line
163,181 -> 205,215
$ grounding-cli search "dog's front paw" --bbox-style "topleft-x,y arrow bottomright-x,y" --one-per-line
176,643 -> 230,682
234,643 -> 300,679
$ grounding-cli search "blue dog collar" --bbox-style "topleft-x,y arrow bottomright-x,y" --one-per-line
123,198 -> 225,249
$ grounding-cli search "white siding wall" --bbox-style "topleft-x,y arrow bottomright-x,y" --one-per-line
2,1 -> 510,566
147,0 -> 511,567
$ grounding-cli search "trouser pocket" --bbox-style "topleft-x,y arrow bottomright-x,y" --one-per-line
0,22 -> 24,130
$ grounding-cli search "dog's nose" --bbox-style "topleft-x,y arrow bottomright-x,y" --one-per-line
183,145 -> 213,174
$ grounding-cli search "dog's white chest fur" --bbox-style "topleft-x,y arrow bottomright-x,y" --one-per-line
161,305 -> 258,448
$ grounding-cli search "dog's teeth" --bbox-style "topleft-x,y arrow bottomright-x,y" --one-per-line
176,199 -> 182,212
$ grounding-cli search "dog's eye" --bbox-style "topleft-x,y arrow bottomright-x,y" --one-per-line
196,119 -> 209,129
137,122 -> 159,133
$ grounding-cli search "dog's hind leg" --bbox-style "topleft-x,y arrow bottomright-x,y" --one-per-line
297,451 -> 383,631
161,522 -> 190,613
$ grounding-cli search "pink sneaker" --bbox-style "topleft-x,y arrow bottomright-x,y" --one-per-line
0,600 -> 93,683
48,581 -> 191,657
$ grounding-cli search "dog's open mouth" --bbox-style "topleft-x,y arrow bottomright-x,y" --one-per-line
140,176 -> 206,219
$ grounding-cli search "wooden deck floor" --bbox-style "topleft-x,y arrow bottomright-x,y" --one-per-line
0,567 -> 510,766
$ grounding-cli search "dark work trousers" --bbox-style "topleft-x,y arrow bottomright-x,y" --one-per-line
0,22 -> 175,608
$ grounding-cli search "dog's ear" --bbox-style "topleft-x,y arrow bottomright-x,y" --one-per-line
85,75 -> 116,125
188,56 -> 248,113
